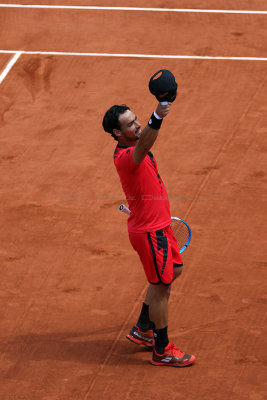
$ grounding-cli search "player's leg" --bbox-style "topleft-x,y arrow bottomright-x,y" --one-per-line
149,228 -> 195,366
144,282 -> 170,354
145,280 -> 195,367
127,228 -> 174,348
128,227 -> 195,366
127,228 -> 195,365
134,264 -> 181,333
126,283 -> 170,350
144,282 -> 170,329
125,231 -> 157,348
133,265 -> 182,337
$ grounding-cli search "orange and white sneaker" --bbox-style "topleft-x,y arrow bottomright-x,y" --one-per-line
151,342 -> 196,367
126,325 -> 155,348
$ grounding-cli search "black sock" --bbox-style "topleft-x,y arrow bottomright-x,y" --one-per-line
154,326 -> 169,354
136,302 -> 154,331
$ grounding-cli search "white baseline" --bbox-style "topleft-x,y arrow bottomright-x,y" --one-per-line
0,4 -> 266,14
0,50 -> 266,61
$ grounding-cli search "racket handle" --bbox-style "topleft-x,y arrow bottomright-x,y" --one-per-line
160,101 -> 169,106
119,204 -> 131,215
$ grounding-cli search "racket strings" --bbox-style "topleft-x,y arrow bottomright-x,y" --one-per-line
171,219 -> 189,249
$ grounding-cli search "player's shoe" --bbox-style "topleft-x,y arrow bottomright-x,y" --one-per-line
126,325 -> 155,348
151,342 -> 196,367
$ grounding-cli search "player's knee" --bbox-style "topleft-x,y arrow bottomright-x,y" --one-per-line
151,282 -> 171,299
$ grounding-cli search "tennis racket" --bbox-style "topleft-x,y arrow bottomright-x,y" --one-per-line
119,204 -> 191,254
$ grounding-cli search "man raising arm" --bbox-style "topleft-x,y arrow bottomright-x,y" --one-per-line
102,101 -> 196,367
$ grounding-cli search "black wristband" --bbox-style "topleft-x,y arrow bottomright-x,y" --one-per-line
148,112 -> 163,130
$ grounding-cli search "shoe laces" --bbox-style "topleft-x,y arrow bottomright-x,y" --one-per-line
168,342 -> 185,357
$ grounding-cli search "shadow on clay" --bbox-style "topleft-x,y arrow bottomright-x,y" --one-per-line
0,329 -> 152,376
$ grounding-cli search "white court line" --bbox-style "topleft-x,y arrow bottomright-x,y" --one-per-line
0,51 -> 21,84
0,50 -> 267,61
0,4 -> 266,14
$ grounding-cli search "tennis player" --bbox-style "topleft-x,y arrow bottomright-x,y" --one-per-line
102,102 -> 195,367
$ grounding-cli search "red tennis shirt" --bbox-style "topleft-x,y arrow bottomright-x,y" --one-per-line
114,144 -> 171,233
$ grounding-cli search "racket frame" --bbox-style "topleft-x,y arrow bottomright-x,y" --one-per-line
171,216 -> 191,254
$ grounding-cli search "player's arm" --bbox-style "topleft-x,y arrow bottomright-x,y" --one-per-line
132,103 -> 170,166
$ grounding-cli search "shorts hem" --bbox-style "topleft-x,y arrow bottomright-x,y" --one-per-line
148,280 -> 172,286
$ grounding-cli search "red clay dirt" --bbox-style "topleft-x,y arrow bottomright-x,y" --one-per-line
0,2 -> 267,400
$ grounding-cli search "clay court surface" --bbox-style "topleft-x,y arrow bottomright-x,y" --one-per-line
0,1 -> 267,399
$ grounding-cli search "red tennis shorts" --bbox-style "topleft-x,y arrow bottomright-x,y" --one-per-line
129,225 -> 183,285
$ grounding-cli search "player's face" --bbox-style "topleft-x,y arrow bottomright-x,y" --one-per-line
117,110 -> 141,142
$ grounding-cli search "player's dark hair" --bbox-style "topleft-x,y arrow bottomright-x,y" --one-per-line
102,105 -> 130,141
